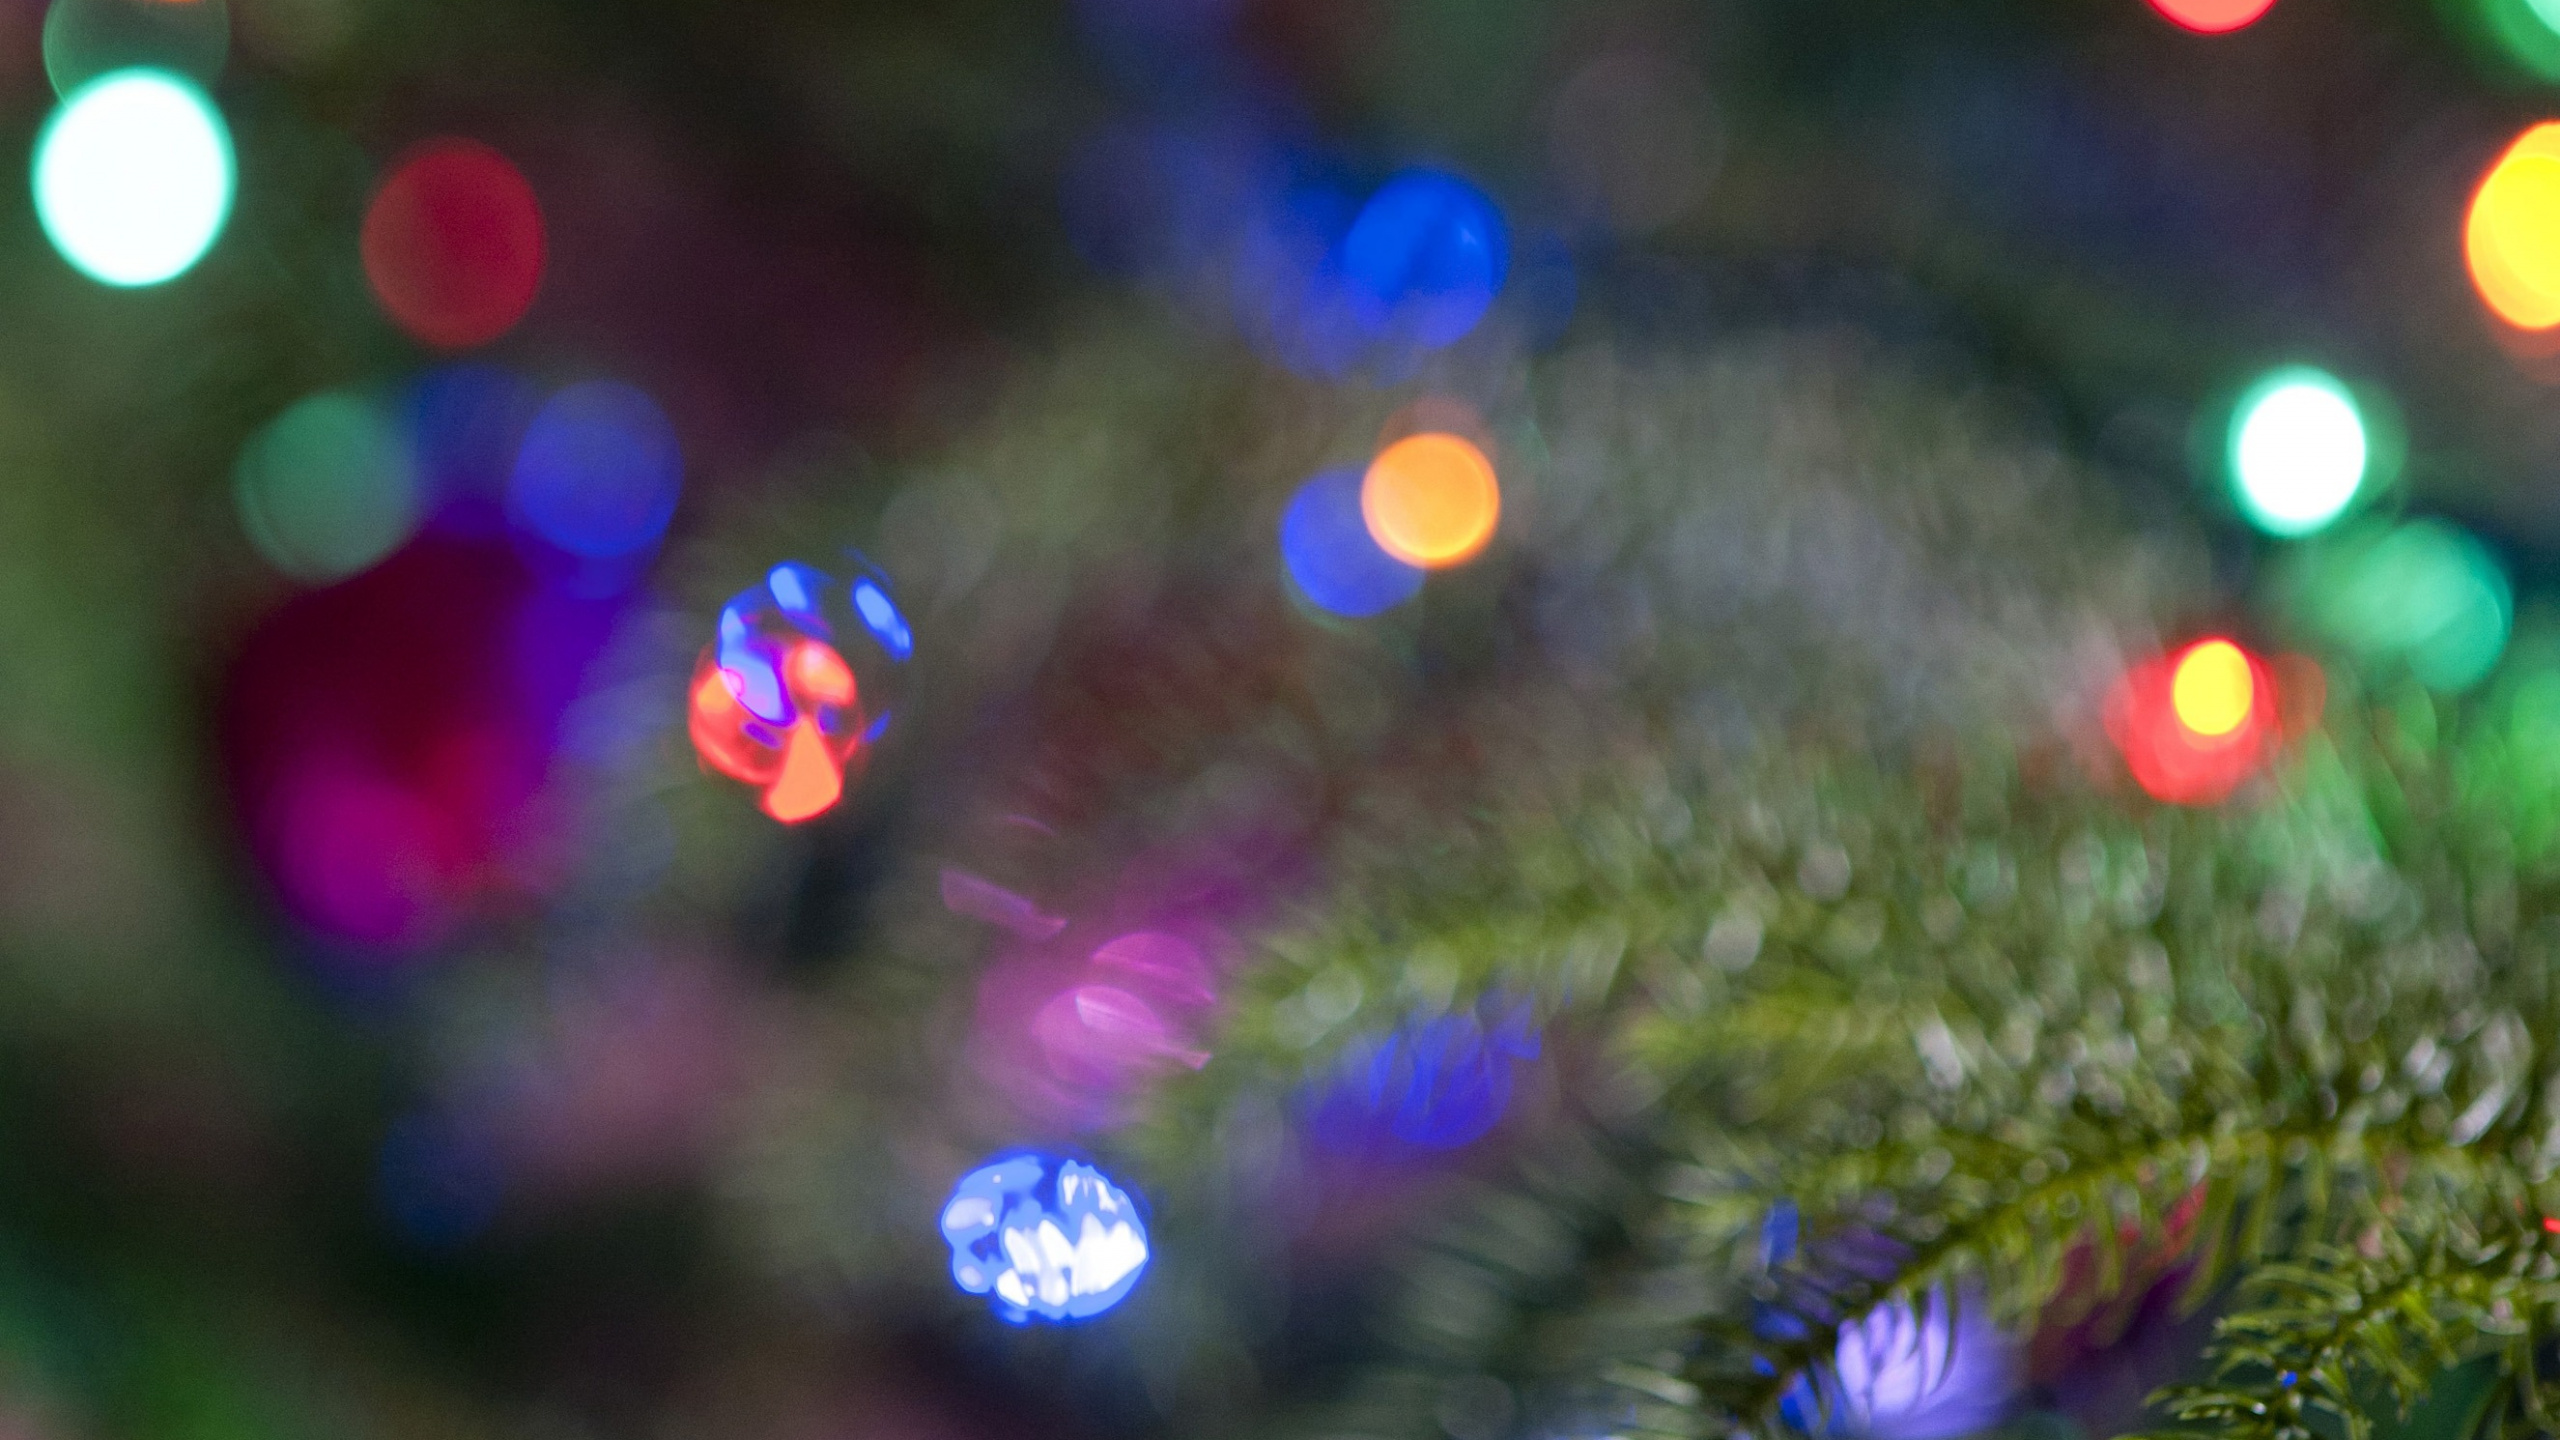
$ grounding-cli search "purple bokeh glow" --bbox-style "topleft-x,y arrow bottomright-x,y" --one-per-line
1787,1288 -> 2018,1440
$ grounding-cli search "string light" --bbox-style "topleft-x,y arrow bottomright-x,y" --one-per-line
689,561 -> 913,824
2469,123 -> 2560,331
939,1155 -> 1151,1323
2145,0 -> 2278,31
1361,433 -> 1500,569
1281,466 -> 1423,618
234,391 -> 423,584
2228,368 -> 2366,538
32,67 -> 233,287
363,139 -> 547,350
2107,639 -> 2304,806
1335,169 -> 1510,352
507,381 -> 683,560
2171,639 -> 2255,738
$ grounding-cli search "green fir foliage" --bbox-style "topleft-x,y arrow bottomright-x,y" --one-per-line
1111,335 -> 2560,1440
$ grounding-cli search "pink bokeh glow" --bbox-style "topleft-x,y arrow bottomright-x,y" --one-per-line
973,928 -> 1221,1128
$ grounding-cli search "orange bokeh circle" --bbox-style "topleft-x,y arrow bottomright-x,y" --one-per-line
1360,433 -> 1500,569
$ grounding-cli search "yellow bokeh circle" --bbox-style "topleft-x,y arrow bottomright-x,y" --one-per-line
2171,639 -> 2256,739
2468,124 -> 2560,331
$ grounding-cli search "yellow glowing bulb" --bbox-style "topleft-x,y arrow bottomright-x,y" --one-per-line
2171,640 -> 2255,738
2468,125 -> 2560,330
1361,433 -> 1500,568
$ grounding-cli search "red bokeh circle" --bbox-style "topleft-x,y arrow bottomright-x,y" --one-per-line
361,139 -> 546,350
2103,641 -> 2321,807
2144,0 -> 2277,33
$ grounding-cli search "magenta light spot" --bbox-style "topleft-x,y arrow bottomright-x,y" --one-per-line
1089,930 -> 1214,1005
1035,984 -> 1210,1090
267,762 -> 449,949
941,867 -> 1068,940
221,540 -> 618,957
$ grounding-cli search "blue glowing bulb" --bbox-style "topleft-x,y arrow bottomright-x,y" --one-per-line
940,1154 -> 1151,1323
507,380 -> 683,559
1335,169 -> 1509,350
1281,466 -> 1423,618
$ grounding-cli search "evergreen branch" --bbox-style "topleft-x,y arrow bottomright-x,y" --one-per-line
2141,1216 -> 2557,1440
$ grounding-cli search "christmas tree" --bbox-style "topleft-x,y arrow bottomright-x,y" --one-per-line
12,0 -> 2560,1437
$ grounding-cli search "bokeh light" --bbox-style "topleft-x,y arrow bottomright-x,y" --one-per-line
1305,1000 -> 1540,1153
939,1155 -> 1150,1323
233,391 -> 422,584
689,561 -> 913,824
2145,0 -> 2277,32
2480,0 -> 2560,81
2468,124 -> 2560,331
1335,169 -> 1509,352
1808,1290 -> 2018,1440
2106,639 -> 2299,805
41,0 -> 228,96
2170,638 -> 2255,737
2227,368 -> 2366,538
222,539 -> 619,951
1035,984 -> 1210,1090
1235,167 -> 1510,378
1033,932 -> 1216,1091
1362,433 -> 1500,568
507,381 -> 682,560
973,924 -> 1226,1131
2282,520 -> 2513,692
362,139 -> 546,350
33,67 -> 234,287
1281,467 -> 1423,618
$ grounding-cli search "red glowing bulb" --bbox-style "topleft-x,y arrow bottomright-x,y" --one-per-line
2170,639 -> 2255,738
687,637 -> 868,824
362,139 -> 546,350
2145,0 -> 2277,33
2105,639 -> 2314,806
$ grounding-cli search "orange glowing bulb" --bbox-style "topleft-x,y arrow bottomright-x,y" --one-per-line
2145,0 -> 2277,31
2469,124 -> 2560,331
762,721 -> 845,823
2171,640 -> 2256,739
1361,433 -> 1500,569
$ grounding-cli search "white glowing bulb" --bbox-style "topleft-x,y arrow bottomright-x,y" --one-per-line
2229,368 -> 2368,539
33,68 -> 235,287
